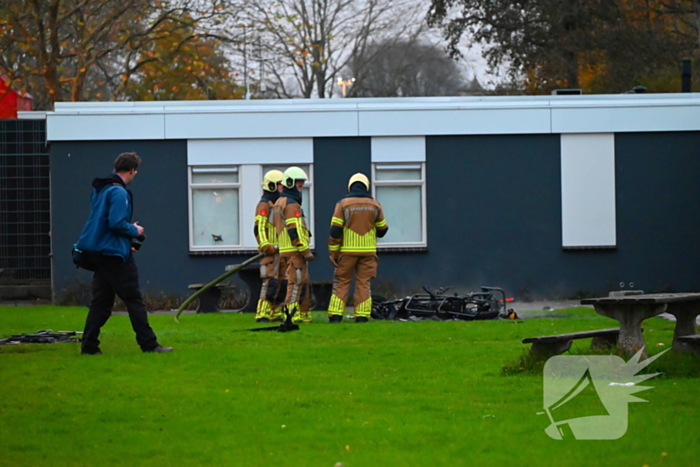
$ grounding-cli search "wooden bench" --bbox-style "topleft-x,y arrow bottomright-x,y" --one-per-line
522,328 -> 621,357
187,282 -> 231,314
677,335 -> 700,355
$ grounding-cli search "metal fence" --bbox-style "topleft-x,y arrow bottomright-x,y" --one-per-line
0,119 -> 51,283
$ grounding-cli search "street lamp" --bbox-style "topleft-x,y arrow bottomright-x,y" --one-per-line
337,77 -> 355,97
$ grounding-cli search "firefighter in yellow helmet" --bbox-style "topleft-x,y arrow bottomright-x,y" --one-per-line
254,170 -> 285,322
272,166 -> 314,323
328,173 -> 388,323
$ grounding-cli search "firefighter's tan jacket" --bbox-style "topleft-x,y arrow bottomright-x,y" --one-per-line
329,197 -> 388,255
273,196 -> 310,256
254,199 -> 277,250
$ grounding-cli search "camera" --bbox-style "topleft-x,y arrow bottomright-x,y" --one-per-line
132,234 -> 146,251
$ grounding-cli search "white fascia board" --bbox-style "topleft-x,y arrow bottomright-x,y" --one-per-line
552,104 -> 700,133
47,113 -> 165,141
371,137 -> 426,162
163,101 -> 360,113
46,94 -> 700,141
17,111 -> 48,119
54,101 -> 139,110
358,108 -> 552,136
165,109 -> 359,139
187,138 -> 313,165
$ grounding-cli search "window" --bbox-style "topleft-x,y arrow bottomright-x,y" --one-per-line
262,164 -> 314,248
187,164 -> 315,252
189,167 -> 240,250
372,163 -> 426,247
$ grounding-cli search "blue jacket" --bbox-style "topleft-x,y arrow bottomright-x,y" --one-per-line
76,174 -> 139,262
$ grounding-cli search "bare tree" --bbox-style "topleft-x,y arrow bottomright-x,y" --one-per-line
346,40 -> 472,97
242,0 -> 425,98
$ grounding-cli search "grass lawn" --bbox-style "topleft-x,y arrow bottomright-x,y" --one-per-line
0,305 -> 697,466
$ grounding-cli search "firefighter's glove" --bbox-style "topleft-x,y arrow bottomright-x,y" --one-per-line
303,251 -> 315,262
261,244 -> 277,256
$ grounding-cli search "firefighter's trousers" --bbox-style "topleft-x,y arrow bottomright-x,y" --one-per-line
255,254 -> 287,320
328,254 -> 377,318
283,252 -> 311,322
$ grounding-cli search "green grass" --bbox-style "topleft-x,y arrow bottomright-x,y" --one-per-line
0,306 -> 697,466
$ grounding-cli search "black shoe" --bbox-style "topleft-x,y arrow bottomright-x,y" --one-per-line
144,345 -> 173,353
256,317 -> 271,323
356,316 -> 369,323
328,314 -> 343,323
81,349 -> 103,355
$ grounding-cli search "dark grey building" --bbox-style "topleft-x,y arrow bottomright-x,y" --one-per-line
43,95 -> 700,301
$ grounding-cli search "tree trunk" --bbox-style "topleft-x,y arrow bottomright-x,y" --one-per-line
32,0 -> 62,104
565,51 -> 579,89
315,70 -> 325,98
71,70 -> 86,102
694,0 -> 700,53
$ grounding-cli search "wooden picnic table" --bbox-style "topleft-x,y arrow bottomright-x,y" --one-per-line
581,293 -> 700,357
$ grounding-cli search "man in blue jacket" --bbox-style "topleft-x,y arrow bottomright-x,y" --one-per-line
76,152 -> 172,355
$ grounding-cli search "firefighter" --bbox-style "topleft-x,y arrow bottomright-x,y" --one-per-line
273,166 -> 314,323
254,169 -> 285,322
328,173 -> 388,323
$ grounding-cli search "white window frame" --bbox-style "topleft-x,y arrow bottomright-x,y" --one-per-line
188,166 -> 242,251
187,163 -> 315,252
372,162 -> 427,248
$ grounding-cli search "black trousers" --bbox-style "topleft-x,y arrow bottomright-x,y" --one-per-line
81,254 -> 159,352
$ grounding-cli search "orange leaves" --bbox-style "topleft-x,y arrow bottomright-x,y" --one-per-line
124,15 -> 241,102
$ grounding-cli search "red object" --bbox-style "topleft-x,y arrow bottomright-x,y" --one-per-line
0,75 -> 32,119
294,211 -> 301,217
260,209 -> 268,216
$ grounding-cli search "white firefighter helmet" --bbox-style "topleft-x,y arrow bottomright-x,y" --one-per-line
347,173 -> 370,192
262,169 -> 284,192
283,166 -> 309,188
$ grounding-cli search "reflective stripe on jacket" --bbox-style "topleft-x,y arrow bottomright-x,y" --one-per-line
273,196 -> 310,255
329,197 -> 388,255
255,200 -> 278,249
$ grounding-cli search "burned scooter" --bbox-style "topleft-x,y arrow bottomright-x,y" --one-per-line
371,286 -> 512,321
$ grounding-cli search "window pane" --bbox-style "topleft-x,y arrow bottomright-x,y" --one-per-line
192,189 -> 239,246
192,168 -> 239,184
375,168 -> 421,181
302,187 -> 311,223
376,186 -> 422,243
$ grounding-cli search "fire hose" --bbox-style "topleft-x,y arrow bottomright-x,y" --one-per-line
174,252 -> 265,323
